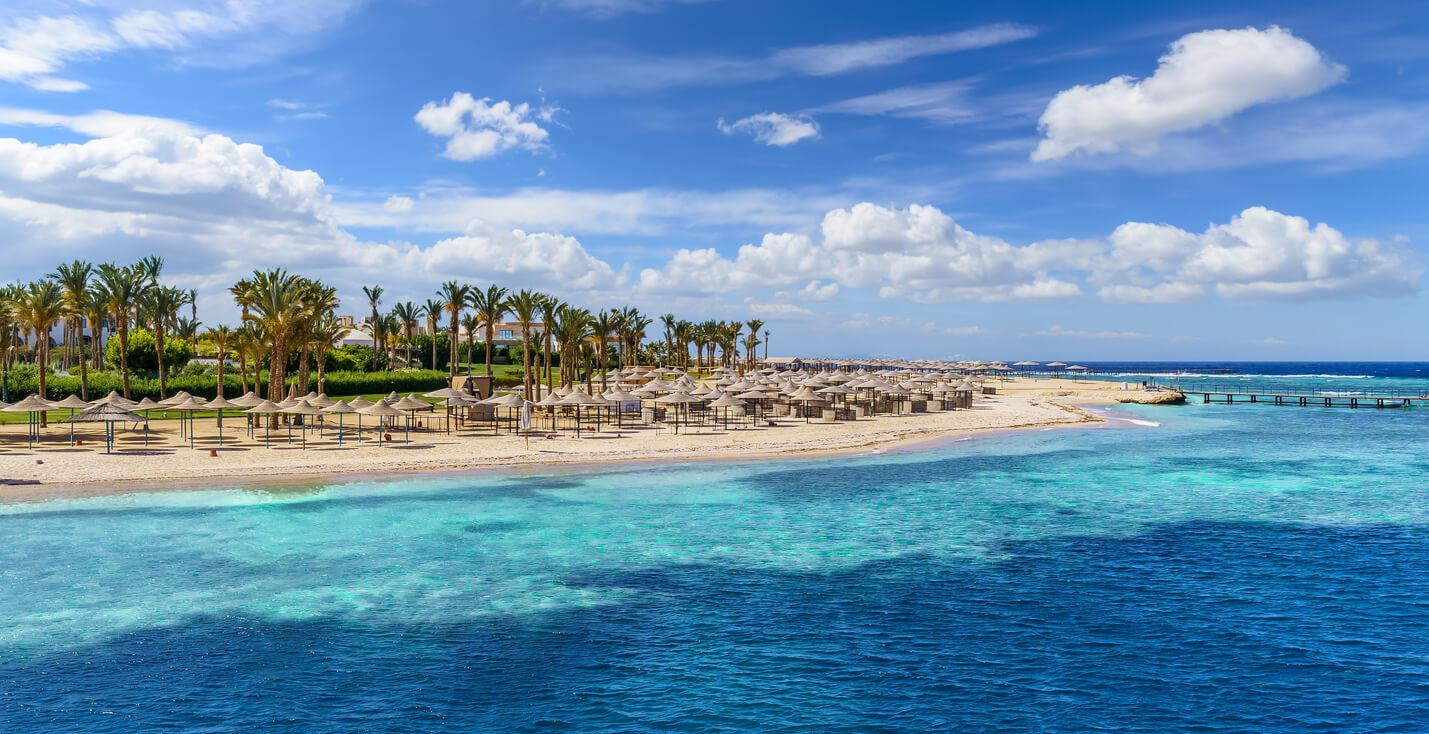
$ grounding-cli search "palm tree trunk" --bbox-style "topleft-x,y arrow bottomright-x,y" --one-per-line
118,324 -> 131,398
296,324 -> 313,395
239,354 -> 248,395
521,327 -> 532,398
155,325 -> 168,400
38,337 -> 48,427
268,335 -> 286,426
449,314 -> 459,379
77,319 -> 88,400
485,325 -> 494,377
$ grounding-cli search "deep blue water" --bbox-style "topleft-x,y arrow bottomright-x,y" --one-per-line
4,391 -> 1429,731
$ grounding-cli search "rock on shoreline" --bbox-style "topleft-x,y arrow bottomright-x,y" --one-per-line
1116,390 -> 1187,405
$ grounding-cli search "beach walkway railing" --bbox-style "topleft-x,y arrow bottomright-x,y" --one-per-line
1171,381 -> 1429,408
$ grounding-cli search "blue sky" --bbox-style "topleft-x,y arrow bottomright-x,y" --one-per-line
2,0 -> 1427,360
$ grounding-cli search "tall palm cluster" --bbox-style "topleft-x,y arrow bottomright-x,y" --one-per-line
355,282 -> 771,398
662,316 -> 767,371
230,270 -> 342,402
0,258 -> 197,409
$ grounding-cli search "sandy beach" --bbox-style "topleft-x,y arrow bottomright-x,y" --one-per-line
0,378 -> 1168,499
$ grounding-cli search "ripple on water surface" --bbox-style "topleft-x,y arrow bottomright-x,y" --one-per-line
2,402 -> 1429,732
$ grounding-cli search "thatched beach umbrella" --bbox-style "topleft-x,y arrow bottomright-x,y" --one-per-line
203,396 -> 242,446
245,399 -> 282,448
559,387 -> 605,436
654,390 -> 703,433
321,400 -> 357,445
5,394 -> 56,447
706,392 -> 744,430
51,394 -> 91,445
158,390 -> 193,408
280,399 -> 325,449
131,397 -> 159,445
358,401 -> 404,447
785,384 -> 824,423
390,394 -> 433,443
167,396 -> 209,449
68,403 -> 146,453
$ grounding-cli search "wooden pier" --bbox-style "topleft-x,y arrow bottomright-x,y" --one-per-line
1180,390 -> 1428,409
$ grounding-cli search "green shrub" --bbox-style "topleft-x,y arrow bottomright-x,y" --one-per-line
317,370 -> 450,396
105,327 -> 192,374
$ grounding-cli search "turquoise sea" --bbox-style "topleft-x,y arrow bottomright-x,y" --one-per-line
3,373 -> 1429,731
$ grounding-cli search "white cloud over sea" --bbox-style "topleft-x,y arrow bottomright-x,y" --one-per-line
0,108 -> 1419,328
1033,26 -> 1346,162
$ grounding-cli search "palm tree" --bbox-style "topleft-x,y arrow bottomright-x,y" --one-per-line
11,280 -> 66,422
211,325 -> 232,400
239,269 -> 305,405
438,281 -> 472,379
422,298 -> 445,371
460,312 -> 480,376
674,320 -> 693,369
309,313 -> 343,394
391,301 -> 422,368
471,285 -> 508,379
137,255 -> 164,285
49,261 -> 92,374
294,281 -> 338,394
50,261 -> 95,397
233,323 -> 263,396
745,319 -> 764,370
370,313 -> 393,371
188,288 -> 198,353
140,286 -> 186,400
536,294 -> 561,399
590,310 -> 617,391
660,313 -> 677,367
506,290 -> 541,398
95,263 -> 149,398
86,283 -> 108,372
763,329 -> 769,362
362,285 -> 384,371
551,305 -> 592,387
742,330 -> 759,372
0,300 -> 14,403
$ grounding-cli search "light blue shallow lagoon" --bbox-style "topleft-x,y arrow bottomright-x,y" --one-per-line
3,397 -> 1429,731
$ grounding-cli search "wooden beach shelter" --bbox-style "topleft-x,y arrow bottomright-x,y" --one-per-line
5,394 -> 57,447
51,394 -> 91,445
202,396 -> 242,446
321,400 -> 357,445
68,403 -> 146,453
358,401 -> 404,447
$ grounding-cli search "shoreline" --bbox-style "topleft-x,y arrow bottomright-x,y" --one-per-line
0,379 -> 1158,504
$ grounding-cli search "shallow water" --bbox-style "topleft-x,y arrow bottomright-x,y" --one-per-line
3,399 -> 1429,731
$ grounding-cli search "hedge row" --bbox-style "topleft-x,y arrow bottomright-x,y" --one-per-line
0,367 -> 452,401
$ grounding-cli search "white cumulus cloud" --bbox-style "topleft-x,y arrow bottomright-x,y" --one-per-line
1033,26 -> 1346,162
718,112 -> 820,147
383,195 -> 415,214
415,92 -> 558,161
